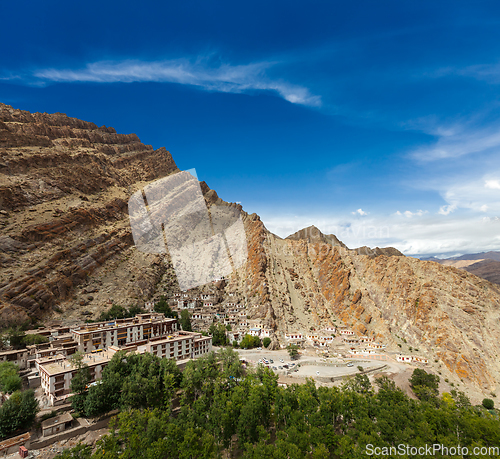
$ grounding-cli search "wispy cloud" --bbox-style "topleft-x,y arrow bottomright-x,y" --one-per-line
395,210 -> 428,218
485,179 -> 500,190
18,58 -> 321,107
410,123 -> 500,161
434,62 -> 500,85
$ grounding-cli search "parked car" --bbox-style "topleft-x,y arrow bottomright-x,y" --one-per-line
278,366 -> 283,370
347,363 -> 354,367
270,359 -> 274,364
272,366 -> 278,370
279,359 -> 284,363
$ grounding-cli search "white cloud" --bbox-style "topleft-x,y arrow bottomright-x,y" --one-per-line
259,211 -> 500,257
352,208 -> 368,216
438,204 -> 456,216
27,58 -> 321,107
485,179 -> 500,190
396,210 -> 428,218
438,173 -> 500,214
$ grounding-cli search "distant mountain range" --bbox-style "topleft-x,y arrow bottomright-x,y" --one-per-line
424,252 -> 500,286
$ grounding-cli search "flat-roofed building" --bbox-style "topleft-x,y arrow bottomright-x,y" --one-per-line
0,349 -> 28,370
285,333 -> 303,340
144,331 -> 212,359
37,327 -> 212,405
339,329 -> 355,336
41,412 -> 73,437
70,313 -> 177,353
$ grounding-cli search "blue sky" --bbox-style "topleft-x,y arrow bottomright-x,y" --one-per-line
2,0 -> 500,256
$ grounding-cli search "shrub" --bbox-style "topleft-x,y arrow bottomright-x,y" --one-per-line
482,398 -> 494,410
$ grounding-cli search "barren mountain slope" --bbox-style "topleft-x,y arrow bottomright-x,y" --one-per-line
2,103 -> 500,398
0,103 -> 180,326
217,209 -> 500,395
432,252 -> 500,286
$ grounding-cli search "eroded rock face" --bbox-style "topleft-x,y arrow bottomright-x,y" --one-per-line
217,213 -> 500,395
0,103 -> 178,326
3,103 -> 500,397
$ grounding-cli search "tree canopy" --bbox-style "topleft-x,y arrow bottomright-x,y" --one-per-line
240,334 -> 261,349
0,390 -> 39,439
0,361 -> 22,393
56,355 -> 500,459
287,344 -> 300,360
209,323 -> 228,346
409,368 -> 440,401
154,296 -> 178,319
180,309 -> 192,332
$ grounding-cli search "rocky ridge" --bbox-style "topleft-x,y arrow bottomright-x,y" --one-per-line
0,103 -> 178,325
1,103 -> 500,398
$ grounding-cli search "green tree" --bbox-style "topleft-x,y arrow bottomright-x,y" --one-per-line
483,398 -> 495,410
344,374 -> 372,394
97,304 -> 145,322
180,309 -> 192,331
69,352 -> 90,413
218,347 -> 243,380
154,296 -> 178,319
128,305 -> 145,316
409,368 -> 439,400
22,334 -> 49,346
0,361 -> 22,393
4,328 -> 26,350
240,334 -> 261,349
0,390 -> 39,439
262,337 -> 271,348
409,368 -> 440,390
450,389 -> 471,409
209,323 -> 227,346
287,344 -> 300,360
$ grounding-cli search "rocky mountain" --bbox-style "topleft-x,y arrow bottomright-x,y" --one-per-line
428,251 -> 500,286
450,251 -> 500,262
0,103 -> 180,326
2,103 -> 500,399
220,215 -> 500,397
286,225 -> 347,248
285,225 -> 403,258
463,260 -> 500,286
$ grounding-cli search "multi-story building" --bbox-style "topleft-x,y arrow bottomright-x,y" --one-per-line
145,331 -> 212,359
38,348 -> 116,405
0,349 -> 28,370
70,313 -> 177,353
38,328 -> 212,405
